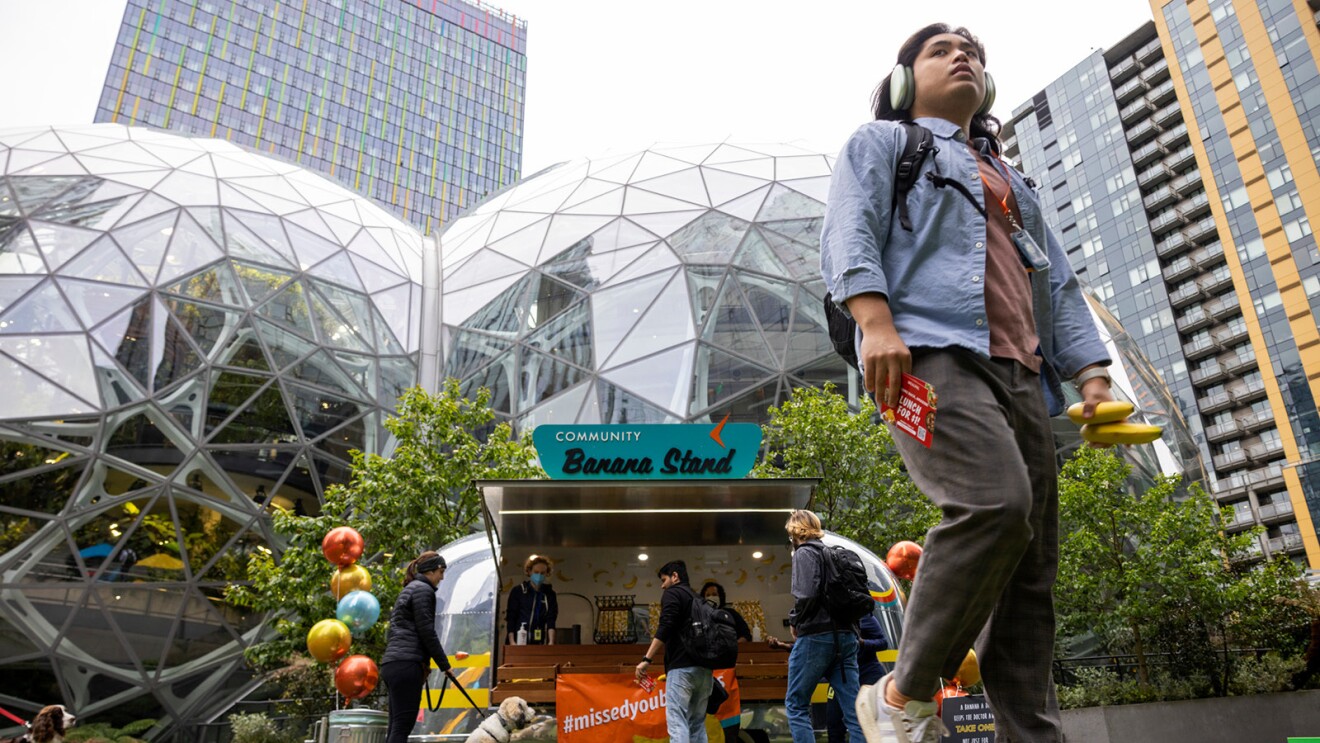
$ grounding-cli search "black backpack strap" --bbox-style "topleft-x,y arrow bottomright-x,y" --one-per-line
893,122 -> 936,232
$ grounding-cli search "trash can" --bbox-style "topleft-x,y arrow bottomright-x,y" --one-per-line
327,709 -> 388,743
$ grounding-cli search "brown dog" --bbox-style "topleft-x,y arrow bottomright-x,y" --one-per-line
463,697 -> 535,743
1,706 -> 77,743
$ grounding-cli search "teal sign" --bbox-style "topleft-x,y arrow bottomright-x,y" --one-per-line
532,420 -> 762,480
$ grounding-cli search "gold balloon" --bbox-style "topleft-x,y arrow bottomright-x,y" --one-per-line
955,649 -> 980,687
307,618 -> 352,663
331,564 -> 372,599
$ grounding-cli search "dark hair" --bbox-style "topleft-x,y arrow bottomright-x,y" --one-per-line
871,23 -> 1001,151
405,550 -> 445,583
656,560 -> 688,585
700,580 -> 726,606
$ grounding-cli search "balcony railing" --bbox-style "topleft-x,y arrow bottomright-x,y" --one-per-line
1200,268 -> 1234,293
1132,140 -> 1166,166
1122,98 -> 1154,123
1188,219 -> 1221,246
1205,418 -> 1242,441
1115,75 -> 1148,104
1137,39 -> 1164,64
1205,295 -> 1241,320
1268,533 -> 1305,553
1214,448 -> 1251,471
1176,306 -> 1213,332
1171,170 -> 1202,194
1246,439 -> 1285,461
1257,500 -> 1294,520
1246,463 -> 1284,486
1191,361 -> 1228,386
1152,210 -> 1188,235
1215,323 -> 1250,346
1139,162 -> 1174,188
1178,193 -> 1212,221
1224,353 -> 1258,375
1140,56 -> 1171,83
1237,410 -> 1276,432
1110,56 -> 1140,83
1144,186 -> 1178,211
1163,146 -> 1196,170
1198,389 -> 1234,412
1157,120 -> 1190,148
1169,281 -> 1205,307
1126,119 -> 1160,146
1147,78 -> 1177,107
1184,335 -> 1221,360
1229,380 -> 1268,403
1162,255 -> 1197,281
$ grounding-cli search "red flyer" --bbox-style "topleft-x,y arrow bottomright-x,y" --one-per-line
880,373 -> 938,448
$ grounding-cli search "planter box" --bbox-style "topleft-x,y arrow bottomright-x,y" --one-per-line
1062,689 -> 1320,742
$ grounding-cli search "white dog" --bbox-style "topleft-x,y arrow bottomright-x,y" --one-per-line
464,697 -> 536,743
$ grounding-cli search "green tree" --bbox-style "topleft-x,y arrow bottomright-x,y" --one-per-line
227,380 -> 543,716
1056,446 -> 1306,695
752,383 -> 937,553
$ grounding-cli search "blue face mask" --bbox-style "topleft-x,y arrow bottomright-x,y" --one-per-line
530,572 -> 545,585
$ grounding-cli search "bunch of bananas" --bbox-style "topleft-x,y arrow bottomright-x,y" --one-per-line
1066,401 -> 1162,445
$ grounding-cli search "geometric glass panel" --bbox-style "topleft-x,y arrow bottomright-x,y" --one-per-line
519,349 -> 587,411
523,300 -> 592,369
204,370 -> 277,437
0,456 -> 87,515
106,407 -> 184,474
164,297 -> 238,360
459,350 -> 514,415
55,235 -> 148,286
232,260 -> 294,306
755,183 -> 824,222
755,226 -> 818,281
692,346 -> 776,413
665,211 -> 750,263
603,272 -> 694,369
739,273 -> 796,361
699,275 -> 775,368
377,356 -> 416,409
255,280 -> 315,338
593,380 -> 676,424
306,288 -> 368,352
111,211 -> 178,284
0,279 -> 81,333
153,313 -> 207,393
287,350 -> 363,399
784,286 -> 835,369
207,377 -> 296,446
700,378 -> 781,425
285,383 -> 362,441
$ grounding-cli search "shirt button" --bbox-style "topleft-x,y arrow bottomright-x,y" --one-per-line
975,318 -> 985,326
972,275 -> 981,283
975,241 -> 984,249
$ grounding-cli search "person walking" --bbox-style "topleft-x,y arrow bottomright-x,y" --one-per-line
635,560 -> 713,743
505,554 -> 558,645
784,510 -> 864,743
380,551 -> 450,743
820,22 -> 1115,743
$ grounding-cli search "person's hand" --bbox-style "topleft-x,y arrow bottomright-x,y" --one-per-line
1077,376 -> 1117,448
634,661 -> 650,681
859,323 -> 911,412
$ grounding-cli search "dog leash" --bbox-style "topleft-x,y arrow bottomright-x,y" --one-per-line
423,669 -> 484,714
0,704 -> 27,728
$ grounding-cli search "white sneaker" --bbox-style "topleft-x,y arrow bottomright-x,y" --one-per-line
856,673 -> 950,743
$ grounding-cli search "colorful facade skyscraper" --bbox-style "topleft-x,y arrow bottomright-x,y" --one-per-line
94,0 -> 527,233
1004,0 -> 1320,568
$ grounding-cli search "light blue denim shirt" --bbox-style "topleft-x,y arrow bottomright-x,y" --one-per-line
820,117 -> 1109,415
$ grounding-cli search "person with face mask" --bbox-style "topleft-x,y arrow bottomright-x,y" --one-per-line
505,554 -> 558,645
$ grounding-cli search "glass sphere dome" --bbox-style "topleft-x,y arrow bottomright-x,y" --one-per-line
0,124 -> 423,728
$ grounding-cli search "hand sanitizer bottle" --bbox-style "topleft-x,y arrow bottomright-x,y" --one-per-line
517,623 -> 528,645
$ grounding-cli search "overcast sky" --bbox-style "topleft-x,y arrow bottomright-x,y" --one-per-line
0,0 -> 1157,174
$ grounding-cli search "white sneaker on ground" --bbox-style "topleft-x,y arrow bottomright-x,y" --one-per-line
856,673 -> 950,743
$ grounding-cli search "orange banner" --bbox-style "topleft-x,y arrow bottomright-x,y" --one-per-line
556,671 -> 740,742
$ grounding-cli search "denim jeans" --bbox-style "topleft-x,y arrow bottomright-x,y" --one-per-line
786,631 -> 862,743
665,665 -> 713,743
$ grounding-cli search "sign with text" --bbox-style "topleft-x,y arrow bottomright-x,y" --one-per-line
533,420 -> 761,480
880,373 -> 937,448
941,694 -> 995,742
556,670 -> 740,742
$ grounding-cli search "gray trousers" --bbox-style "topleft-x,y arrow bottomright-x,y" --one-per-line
888,348 -> 1062,743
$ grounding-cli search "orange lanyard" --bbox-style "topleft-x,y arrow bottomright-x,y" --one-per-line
978,160 -> 1022,231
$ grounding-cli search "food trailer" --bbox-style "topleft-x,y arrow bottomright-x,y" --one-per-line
411,423 -> 906,742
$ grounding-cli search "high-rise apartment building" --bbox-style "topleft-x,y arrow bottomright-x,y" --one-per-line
1003,0 -> 1320,568
94,0 -> 527,233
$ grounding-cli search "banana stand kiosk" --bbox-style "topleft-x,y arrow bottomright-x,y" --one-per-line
412,422 -> 905,742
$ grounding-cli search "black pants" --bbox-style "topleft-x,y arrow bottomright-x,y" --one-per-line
381,660 -> 426,743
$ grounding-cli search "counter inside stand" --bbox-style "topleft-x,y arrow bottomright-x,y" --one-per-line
494,643 -> 789,705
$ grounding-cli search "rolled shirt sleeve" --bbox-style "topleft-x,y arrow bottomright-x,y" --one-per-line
821,123 -> 904,313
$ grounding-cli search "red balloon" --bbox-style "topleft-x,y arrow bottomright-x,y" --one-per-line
334,655 -> 379,700
886,541 -> 922,581
322,526 -> 365,567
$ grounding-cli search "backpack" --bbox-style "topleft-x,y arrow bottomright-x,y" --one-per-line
823,122 -> 935,369
680,586 -> 739,669
809,542 -> 875,625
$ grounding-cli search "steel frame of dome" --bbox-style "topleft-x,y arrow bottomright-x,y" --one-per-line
0,124 -> 423,735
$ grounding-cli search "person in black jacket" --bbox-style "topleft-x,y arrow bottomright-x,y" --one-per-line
381,551 -> 450,743
635,560 -> 713,743
700,581 -> 753,642
785,510 -> 863,743
505,554 -> 558,645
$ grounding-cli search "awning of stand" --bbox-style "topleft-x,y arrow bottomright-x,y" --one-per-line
476,478 -> 818,549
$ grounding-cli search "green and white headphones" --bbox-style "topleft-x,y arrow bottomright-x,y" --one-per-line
889,63 -> 996,116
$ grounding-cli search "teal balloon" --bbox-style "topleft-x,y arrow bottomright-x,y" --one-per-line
336,590 -> 381,636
